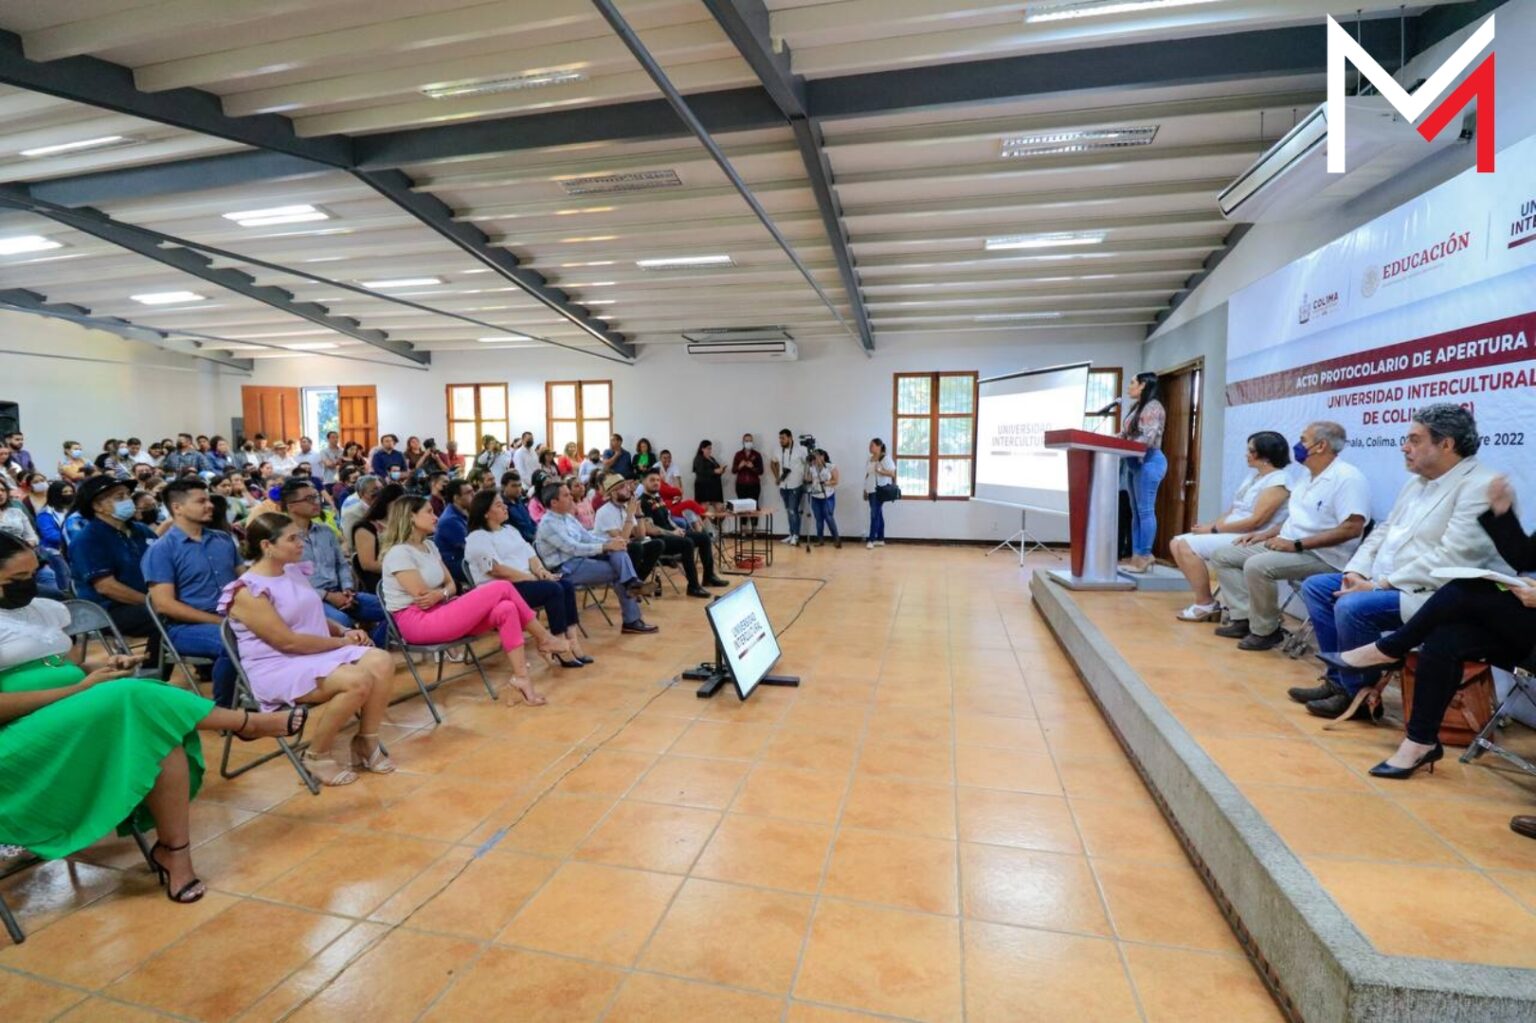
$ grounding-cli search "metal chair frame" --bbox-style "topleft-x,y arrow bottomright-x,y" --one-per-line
375,584 -> 499,724
145,592 -> 215,693
218,621 -> 321,794
1461,665 -> 1536,777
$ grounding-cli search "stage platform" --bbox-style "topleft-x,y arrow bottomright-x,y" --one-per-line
1032,573 -> 1536,1023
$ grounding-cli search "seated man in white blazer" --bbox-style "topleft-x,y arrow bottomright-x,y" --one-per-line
1290,403 -> 1505,719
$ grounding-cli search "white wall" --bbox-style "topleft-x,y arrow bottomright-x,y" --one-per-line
229,328 -> 1144,542
1,310 -> 241,471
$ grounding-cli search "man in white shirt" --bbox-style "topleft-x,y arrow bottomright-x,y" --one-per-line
1210,421 -> 1370,651
320,431 -> 344,485
1290,405 -> 1504,717
592,474 -> 664,586
267,440 -> 299,477
769,428 -> 809,545
512,432 -> 540,484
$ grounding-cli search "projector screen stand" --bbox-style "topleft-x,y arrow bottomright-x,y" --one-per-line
681,638 -> 800,700
986,508 -> 1058,566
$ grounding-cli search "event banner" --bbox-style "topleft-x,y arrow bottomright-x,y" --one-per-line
1224,132 -> 1536,521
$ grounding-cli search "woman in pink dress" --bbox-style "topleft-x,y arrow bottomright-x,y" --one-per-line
220,512 -> 399,787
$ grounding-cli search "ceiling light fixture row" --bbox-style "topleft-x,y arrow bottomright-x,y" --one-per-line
0,235 -> 63,255
222,203 -> 332,227
19,135 -> 138,158
999,125 -> 1158,158
1025,0 -> 1223,23
636,255 -> 734,271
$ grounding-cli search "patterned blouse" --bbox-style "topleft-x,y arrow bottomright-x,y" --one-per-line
1122,398 -> 1166,449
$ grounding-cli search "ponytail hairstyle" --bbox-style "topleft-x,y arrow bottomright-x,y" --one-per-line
870,438 -> 887,459
242,512 -> 294,562
1124,372 -> 1161,437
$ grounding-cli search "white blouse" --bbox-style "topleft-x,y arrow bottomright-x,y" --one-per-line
464,527 -> 538,586
0,598 -> 72,670
1224,468 -> 1290,529
863,455 -> 896,495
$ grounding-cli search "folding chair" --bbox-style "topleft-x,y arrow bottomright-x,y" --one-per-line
375,584 -> 499,724
218,621 -> 320,795
654,554 -> 683,595
61,599 -> 144,668
1461,664 -> 1536,777
145,593 -> 214,693
3,831 -> 158,945
579,583 -> 614,627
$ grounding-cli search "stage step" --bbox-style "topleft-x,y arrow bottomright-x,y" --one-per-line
1031,572 -> 1536,1023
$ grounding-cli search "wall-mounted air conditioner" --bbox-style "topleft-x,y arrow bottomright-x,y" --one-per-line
683,326 -> 798,362
1218,96 -> 1470,223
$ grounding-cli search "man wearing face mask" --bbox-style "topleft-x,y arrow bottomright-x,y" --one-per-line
371,433 -> 408,481
68,474 -> 164,664
1209,421 -> 1371,651
578,448 -> 602,485
732,433 -> 763,506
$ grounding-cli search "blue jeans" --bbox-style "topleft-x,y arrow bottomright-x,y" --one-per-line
780,486 -> 804,538
320,591 -> 388,648
867,494 -> 886,541
1299,573 -> 1404,694
165,622 -> 238,707
811,494 -> 839,539
559,553 -> 642,625
1122,448 -> 1167,557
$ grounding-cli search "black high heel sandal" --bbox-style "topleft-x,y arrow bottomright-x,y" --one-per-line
1369,742 -> 1444,780
149,841 -> 206,903
549,652 -> 585,669
234,705 -> 308,743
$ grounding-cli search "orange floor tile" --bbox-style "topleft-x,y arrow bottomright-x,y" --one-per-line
2,548 -> 1283,1022
1074,587 -> 1536,972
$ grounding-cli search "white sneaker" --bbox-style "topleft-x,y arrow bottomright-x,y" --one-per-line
787,535 -> 798,546
780,535 -> 795,545
866,541 -> 874,550
874,540 -> 885,547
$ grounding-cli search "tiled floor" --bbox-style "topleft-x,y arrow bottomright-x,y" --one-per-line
1,548 -> 1282,1023
1074,587 -> 1536,971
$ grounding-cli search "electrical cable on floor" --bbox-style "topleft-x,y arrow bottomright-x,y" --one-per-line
278,571 -> 829,1017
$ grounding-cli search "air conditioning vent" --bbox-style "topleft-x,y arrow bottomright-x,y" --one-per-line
999,125 -> 1158,159
559,170 -> 682,196
422,69 -> 585,99
683,326 -> 797,361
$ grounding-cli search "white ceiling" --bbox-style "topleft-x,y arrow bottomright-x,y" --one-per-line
0,0 -> 1472,366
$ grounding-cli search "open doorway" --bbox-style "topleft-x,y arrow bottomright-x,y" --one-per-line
1153,360 -> 1203,559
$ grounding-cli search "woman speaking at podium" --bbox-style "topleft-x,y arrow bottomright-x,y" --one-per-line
1119,372 -> 1167,574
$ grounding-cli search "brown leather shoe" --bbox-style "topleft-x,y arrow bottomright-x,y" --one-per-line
1511,816 -> 1536,840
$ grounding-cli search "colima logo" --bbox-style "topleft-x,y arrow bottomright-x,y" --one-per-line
1327,14 -> 1496,173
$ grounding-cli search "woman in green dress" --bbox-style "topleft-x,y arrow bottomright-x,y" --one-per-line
0,532 -> 305,905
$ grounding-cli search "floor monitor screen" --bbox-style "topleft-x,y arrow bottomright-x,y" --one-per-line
705,581 -> 782,699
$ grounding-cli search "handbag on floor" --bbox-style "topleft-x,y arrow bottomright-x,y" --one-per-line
1400,654 -> 1497,747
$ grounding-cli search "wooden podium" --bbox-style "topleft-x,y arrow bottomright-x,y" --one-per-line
1043,429 -> 1146,590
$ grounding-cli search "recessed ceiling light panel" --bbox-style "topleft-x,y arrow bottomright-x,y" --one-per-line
358,277 -> 443,289
0,235 -> 64,255
985,231 -> 1108,251
974,312 -> 1065,321
558,170 -> 682,196
20,135 -> 137,158
478,335 -> 532,343
422,69 -> 585,99
131,291 -> 205,305
1025,0 -> 1222,23
222,203 -> 332,227
1000,125 -> 1158,158
636,255 -> 734,271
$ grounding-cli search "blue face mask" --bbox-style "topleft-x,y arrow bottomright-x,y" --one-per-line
1293,440 -> 1311,464
110,498 -> 136,521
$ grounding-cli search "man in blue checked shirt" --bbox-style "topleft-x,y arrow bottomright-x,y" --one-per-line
534,481 -> 657,634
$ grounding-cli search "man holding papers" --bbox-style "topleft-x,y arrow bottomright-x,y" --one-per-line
1291,405 -> 1504,719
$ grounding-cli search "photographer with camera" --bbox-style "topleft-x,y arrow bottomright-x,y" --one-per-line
770,428 -> 811,547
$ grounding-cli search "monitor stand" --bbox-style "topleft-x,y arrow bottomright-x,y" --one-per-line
681,637 -> 800,700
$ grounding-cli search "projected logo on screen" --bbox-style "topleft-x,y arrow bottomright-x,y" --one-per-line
730,611 -> 769,661
987,422 -> 1050,456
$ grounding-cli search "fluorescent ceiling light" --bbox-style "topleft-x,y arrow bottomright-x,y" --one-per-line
222,203 -> 331,227
0,235 -> 63,255
636,255 -> 734,270
559,170 -> 681,196
422,69 -> 584,100
985,231 -> 1107,251
283,342 -> 338,350
1025,0 -> 1222,23
359,276 -> 442,288
20,135 -> 132,158
975,312 -> 1065,321
130,291 -> 205,305
1000,125 -> 1158,158
478,335 -> 532,343
583,299 -> 616,306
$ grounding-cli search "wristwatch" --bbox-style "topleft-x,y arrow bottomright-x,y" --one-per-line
1292,539 -> 1304,553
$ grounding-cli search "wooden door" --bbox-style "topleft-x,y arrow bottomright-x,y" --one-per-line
240,386 -> 300,443
338,385 -> 378,450
1153,363 -> 1203,558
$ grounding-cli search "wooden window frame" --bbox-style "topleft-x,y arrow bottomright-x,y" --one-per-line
445,382 -> 510,450
545,379 -> 614,456
892,371 -> 979,501
1087,368 -> 1124,435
